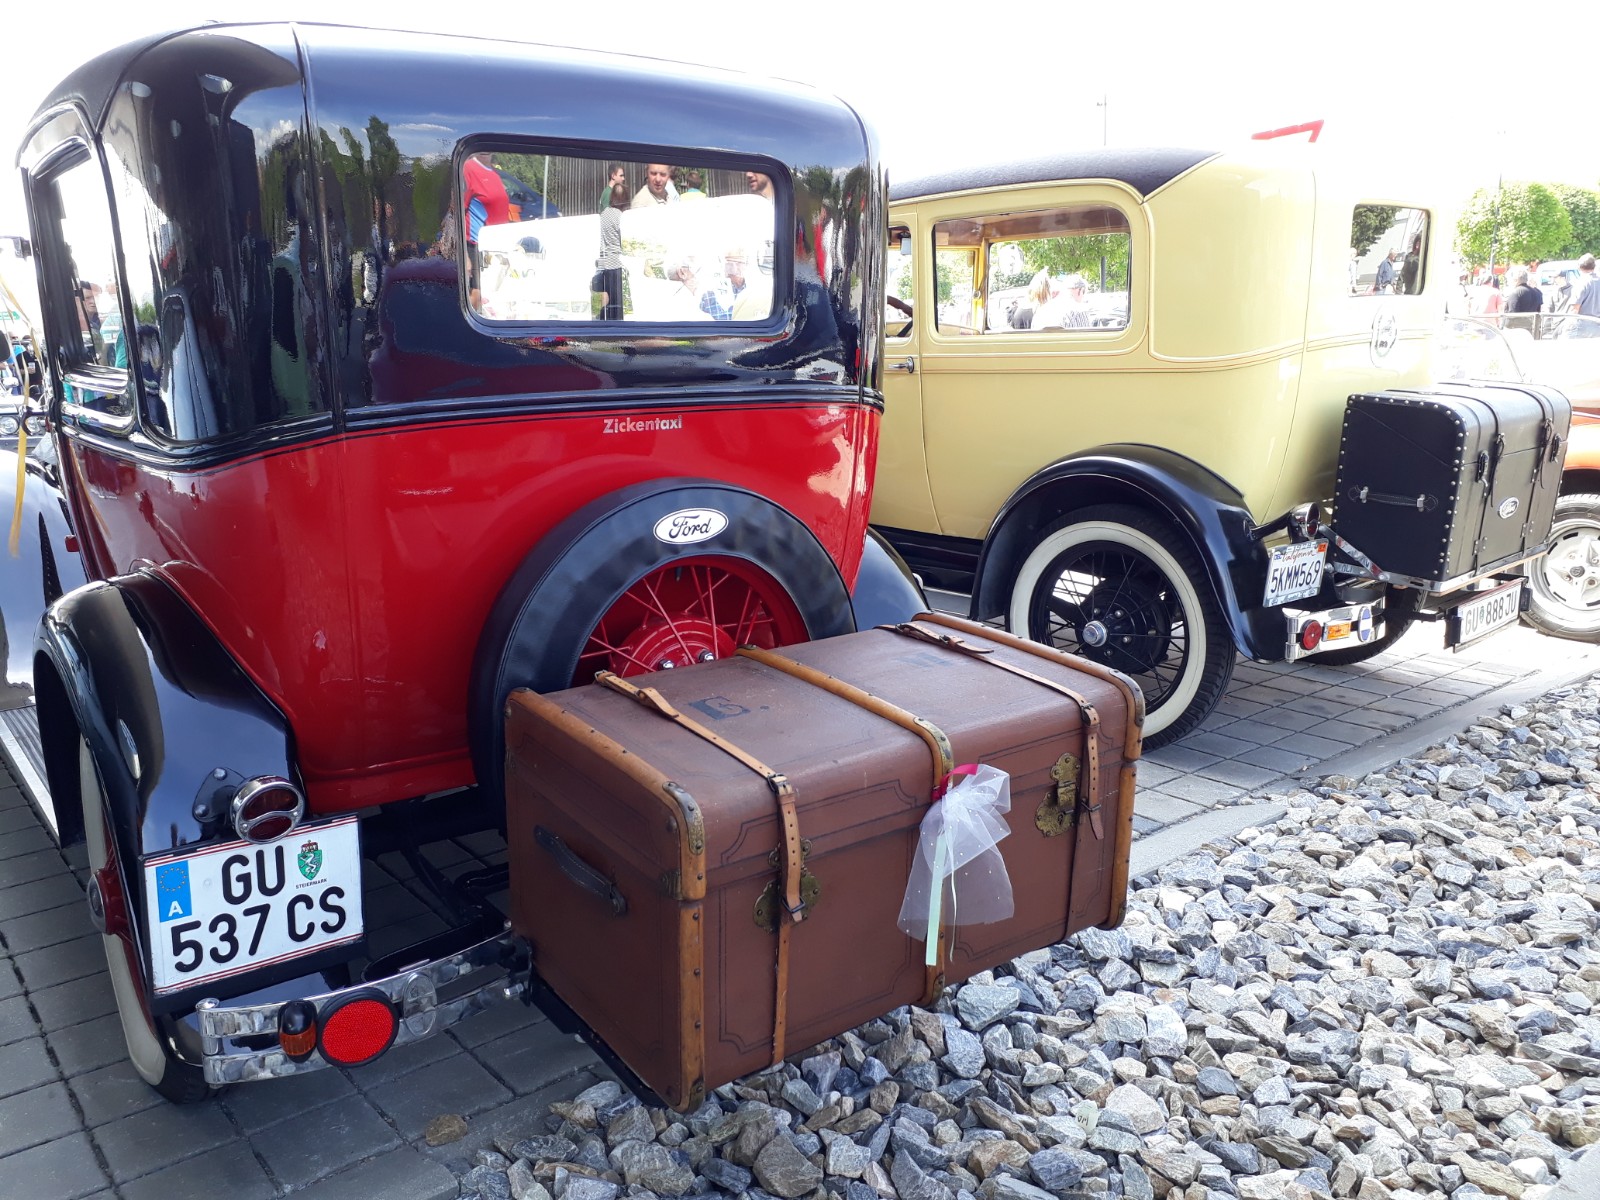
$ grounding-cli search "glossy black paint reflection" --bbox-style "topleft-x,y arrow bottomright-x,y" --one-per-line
25,23 -> 882,462
36,573 -> 298,878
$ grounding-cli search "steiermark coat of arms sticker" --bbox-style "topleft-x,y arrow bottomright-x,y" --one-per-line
298,840 -> 323,882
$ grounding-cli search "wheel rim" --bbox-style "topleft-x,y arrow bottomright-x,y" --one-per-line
1533,516 -> 1600,626
1028,540 -> 1192,713
574,556 -> 809,683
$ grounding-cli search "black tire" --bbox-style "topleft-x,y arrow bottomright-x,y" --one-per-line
79,738 -> 211,1104
1523,493 -> 1600,643
1311,587 -> 1420,666
470,479 -> 856,800
1006,504 -> 1233,747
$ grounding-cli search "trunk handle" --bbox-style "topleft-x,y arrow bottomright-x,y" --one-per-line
534,826 -> 627,916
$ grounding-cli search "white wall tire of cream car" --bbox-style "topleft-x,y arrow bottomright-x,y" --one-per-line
79,737 -> 211,1103
1006,505 -> 1234,747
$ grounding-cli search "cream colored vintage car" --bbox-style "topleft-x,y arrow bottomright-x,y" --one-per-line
873,146 -> 1544,746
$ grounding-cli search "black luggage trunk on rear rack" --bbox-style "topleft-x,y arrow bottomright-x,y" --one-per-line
1331,383 -> 1571,590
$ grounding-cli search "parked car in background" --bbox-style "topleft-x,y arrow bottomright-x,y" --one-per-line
874,147 -> 1566,746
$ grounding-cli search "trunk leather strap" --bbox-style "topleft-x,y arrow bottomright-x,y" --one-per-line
592,670 -> 801,1067
881,622 -> 1103,840
908,612 -> 1144,929
736,646 -> 956,1003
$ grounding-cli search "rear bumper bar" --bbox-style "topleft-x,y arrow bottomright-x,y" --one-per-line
196,927 -> 521,1086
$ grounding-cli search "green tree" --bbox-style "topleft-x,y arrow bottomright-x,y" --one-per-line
1350,206 -> 1398,256
1550,183 -> 1600,258
1017,235 -> 1130,291
1454,182 -> 1571,269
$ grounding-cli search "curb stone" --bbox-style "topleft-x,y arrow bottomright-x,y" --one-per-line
285,1147 -> 458,1200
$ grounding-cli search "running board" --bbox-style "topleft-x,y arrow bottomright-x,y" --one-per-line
0,702 -> 59,839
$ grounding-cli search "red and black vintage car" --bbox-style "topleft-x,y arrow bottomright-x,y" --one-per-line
2,23 -> 921,1101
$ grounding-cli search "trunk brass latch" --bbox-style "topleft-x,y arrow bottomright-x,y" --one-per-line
754,840 -> 819,929
1036,752 -> 1079,836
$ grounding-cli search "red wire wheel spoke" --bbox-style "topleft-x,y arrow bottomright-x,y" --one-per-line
574,556 -> 809,683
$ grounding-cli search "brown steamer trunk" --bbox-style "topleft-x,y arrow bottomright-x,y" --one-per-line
505,614 -> 1142,1110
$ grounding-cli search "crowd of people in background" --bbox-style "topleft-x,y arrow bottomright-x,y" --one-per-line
464,152 -> 776,322
1459,252 -> 1600,338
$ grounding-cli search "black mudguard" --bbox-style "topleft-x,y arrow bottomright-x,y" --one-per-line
970,445 -> 1280,660
34,572 -> 299,888
850,527 -> 928,629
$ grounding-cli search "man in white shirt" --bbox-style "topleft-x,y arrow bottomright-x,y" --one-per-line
631,163 -> 677,209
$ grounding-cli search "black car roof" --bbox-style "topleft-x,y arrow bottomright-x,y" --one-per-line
28,22 -> 863,146
890,148 -> 1218,203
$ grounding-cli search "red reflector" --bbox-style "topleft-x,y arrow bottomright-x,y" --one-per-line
1299,621 -> 1324,651
318,993 -> 398,1067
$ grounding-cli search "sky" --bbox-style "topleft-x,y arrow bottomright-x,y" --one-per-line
0,0 -> 1595,238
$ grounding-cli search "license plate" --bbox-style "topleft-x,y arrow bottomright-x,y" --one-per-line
1264,539 -> 1328,607
1451,580 -> 1523,647
143,816 -> 363,994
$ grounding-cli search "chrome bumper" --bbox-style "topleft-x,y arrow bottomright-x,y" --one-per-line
196,928 -> 521,1086
1281,601 -> 1383,662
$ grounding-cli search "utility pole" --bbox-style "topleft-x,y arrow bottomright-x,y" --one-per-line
1488,170 -> 1502,281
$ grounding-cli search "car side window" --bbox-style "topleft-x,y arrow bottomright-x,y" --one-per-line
38,152 -> 137,420
460,148 -> 780,326
933,206 -> 1131,335
1349,206 -> 1429,296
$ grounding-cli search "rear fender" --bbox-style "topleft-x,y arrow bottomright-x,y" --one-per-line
970,445 -> 1280,660
35,573 -> 299,868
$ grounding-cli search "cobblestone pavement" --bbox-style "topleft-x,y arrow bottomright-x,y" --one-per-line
0,620 -> 1595,1198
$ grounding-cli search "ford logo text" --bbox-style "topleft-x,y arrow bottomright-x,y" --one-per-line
653,509 -> 730,545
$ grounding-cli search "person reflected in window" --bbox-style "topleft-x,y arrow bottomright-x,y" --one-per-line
1012,270 -> 1050,330
1374,249 -> 1398,294
726,251 -> 771,320
597,163 -> 627,214
1034,274 -> 1091,330
747,171 -> 775,201
596,182 -> 627,319
679,169 -> 708,202
631,163 -> 677,209
462,151 -> 510,308
1400,236 -> 1422,295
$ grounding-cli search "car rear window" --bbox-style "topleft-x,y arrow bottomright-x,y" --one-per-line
459,148 -> 781,328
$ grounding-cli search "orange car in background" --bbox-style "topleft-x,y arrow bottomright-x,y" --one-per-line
1530,405 -> 1600,641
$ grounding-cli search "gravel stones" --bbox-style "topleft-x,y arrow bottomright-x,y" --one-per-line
455,681 -> 1600,1200
752,1131 -> 823,1198
955,983 -> 1020,1031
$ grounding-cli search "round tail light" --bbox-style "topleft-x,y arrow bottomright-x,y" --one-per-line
1299,621 -> 1324,651
318,991 -> 399,1067
278,999 -> 319,1062
231,776 -> 305,843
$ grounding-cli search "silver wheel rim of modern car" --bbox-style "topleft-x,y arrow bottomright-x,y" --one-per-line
1531,502 -> 1600,635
